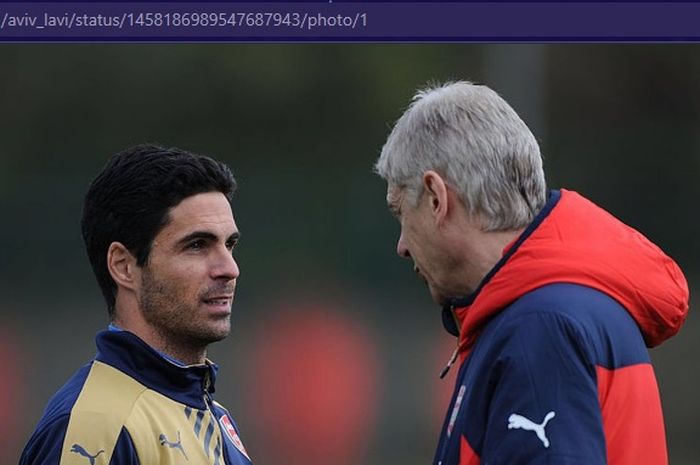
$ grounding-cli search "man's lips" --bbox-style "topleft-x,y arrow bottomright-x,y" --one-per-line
202,295 -> 234,307
201,283 -> 236,306
414,266 -> 427,284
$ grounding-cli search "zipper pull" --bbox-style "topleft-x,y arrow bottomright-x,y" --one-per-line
203,370 -> 211,391
203,370 -> 214,406
439,345 -> 460,379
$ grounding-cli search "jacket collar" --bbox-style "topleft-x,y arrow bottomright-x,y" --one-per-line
441,190 -> 561,337
95,330 -> 218,409
442,188 -> 688,353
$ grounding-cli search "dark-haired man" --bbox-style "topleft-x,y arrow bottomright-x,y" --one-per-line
20,145 -> 252,465
375,82 -> 689,465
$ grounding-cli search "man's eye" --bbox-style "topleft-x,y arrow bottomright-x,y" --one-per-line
187,240 -> 205,250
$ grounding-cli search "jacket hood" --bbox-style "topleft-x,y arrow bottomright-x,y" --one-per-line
444,189 -> 689,353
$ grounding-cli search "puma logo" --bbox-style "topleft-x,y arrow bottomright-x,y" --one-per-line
159,431 -> 188,460
507,411 -> 556,448
70,444 -> 104,465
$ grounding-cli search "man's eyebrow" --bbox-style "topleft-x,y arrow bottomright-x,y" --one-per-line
176,230 -> 241,247
175,231 -> 218,247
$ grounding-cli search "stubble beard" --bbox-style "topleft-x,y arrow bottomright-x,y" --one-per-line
139,266 -> 231,358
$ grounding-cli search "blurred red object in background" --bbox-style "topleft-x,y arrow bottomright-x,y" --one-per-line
0,324 -> 25,463
245,304 -> 380,465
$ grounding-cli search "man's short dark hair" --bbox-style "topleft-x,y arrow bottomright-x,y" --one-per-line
81,144 -> 237,317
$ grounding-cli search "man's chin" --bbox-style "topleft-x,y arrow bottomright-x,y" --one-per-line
428,286 -> 464,307
187,321 -> 231,345
428,286 -> 447,306
207,324 -> 232,342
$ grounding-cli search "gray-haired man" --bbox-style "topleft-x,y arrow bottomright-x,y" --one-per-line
375,81 -> 688,465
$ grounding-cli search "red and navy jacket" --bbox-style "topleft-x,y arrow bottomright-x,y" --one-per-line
435,189 -> 689,465
19,330 -> 253,465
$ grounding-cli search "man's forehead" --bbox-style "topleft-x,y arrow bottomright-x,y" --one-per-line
172,192 -> 232,215
163,192 -> 237,238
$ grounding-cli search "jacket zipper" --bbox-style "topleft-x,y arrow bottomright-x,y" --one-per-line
203,370 -> 226,464
440,304 -> 461,379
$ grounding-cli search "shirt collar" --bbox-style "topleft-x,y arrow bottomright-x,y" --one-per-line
95,329 -> 218,409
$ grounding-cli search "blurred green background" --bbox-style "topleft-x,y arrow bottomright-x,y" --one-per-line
1,45 -> 697,464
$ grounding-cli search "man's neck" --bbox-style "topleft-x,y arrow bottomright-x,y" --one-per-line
452,227 -> 524,295
111,315 -> 207,366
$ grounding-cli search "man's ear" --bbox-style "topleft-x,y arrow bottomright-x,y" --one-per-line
422,170 -> 449,226
107,242 -> 138,291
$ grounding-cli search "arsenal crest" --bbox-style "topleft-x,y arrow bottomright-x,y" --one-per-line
220,414 -> 251,461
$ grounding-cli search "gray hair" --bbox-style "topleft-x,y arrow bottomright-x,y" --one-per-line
375,81 -> 546,231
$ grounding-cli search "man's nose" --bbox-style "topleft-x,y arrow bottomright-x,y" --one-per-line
396,232 -> 411,259
213,248 -> 240,280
